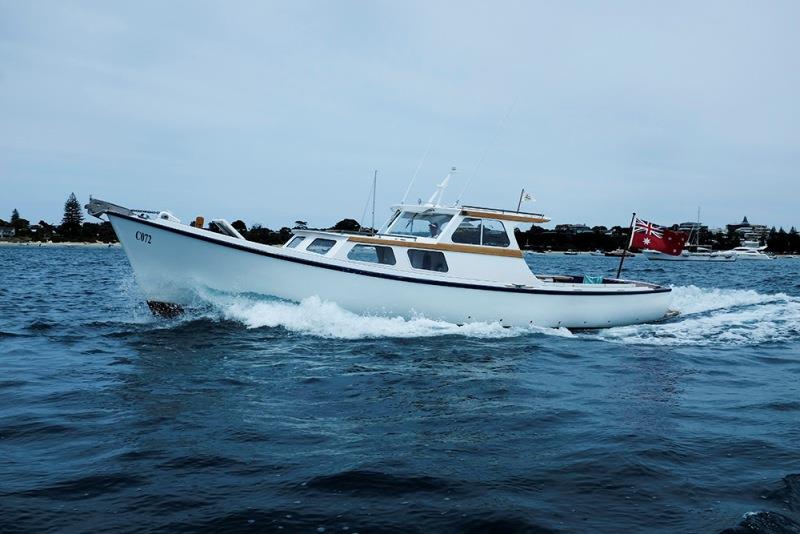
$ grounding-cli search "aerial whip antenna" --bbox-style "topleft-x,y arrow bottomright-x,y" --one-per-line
455,97 -> 518,206
401,138 -> 433,205
358,170 -> 377,232
371,170 -> 377,235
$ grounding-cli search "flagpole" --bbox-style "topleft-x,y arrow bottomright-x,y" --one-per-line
516,188 -> 525,212
616,212 -> 636,279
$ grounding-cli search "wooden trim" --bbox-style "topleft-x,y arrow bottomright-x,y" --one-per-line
347,235 -> 523,258
461,209 -> 549,224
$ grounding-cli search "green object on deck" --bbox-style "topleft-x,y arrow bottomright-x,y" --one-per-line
583,275 -> 603,285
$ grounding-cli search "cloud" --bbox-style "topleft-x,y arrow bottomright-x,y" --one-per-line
1,0 -> 798,228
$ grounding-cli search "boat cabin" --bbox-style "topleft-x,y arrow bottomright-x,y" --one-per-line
282,204 -> 552,286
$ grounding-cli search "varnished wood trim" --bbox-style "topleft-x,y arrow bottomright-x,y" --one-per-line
461,210 -> 549,224
347,235 -> 523,258
107,212 -> 670,295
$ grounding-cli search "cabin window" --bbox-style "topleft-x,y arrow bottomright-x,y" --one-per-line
482,219 -> 510,247
381,210 -> 401,233
408,249 -> 449,272
286,236 -> 305,248
306,238 -> 337,255
387,212 -> 453,238
347,244 -> 397,265
450,218 -> 509,247
451,218 -> 482,245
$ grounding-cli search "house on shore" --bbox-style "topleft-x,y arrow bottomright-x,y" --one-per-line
727,216 -> 769,242
0,225 -> 15,238
554,223 -> 594,234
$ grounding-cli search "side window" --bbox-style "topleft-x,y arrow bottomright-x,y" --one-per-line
451,218 -> 482,245
408,249 -> 448,272
306,238 -> 337,255
286,236 -> 305,248
482,219 -> 510,247
347,244 -> 397,265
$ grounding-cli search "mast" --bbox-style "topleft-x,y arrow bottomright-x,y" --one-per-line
695,206 -> 701,247
427,167 -> 456,206
616,212 -> 636,279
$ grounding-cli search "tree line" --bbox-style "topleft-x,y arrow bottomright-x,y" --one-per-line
4,194 -> 799,254
766,227 -> 800,254
1,193 -> 117,243
514,225 -> 800,254
218,218 -> 369,245
0,193 -> 371,245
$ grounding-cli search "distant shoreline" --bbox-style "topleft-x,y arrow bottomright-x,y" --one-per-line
1,241 -> 796,257
0,241 -> 120,248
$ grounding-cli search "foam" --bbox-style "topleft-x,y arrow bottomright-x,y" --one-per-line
208,294 -> 576,339
172,285 -> 799,345
590,285 -> 800,346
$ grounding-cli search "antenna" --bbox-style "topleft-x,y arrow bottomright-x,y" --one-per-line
401,138 -> 433,205
371,170 -> 377,235
358,171 -> 376,232
455,97 -> 518,205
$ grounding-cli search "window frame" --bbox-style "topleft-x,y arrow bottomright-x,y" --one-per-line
346,244 -> 397,265
407,249 -> 449,273
306,237 -> 338,255
481,218 -> 510,248
449,217 -> 510,248
286,236 -> 305,249
386,211 -> 454,238
450,217 -> 482,245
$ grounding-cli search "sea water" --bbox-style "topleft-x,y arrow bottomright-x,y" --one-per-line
1,247 -> 799,533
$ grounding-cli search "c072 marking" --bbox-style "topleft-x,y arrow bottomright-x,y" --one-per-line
135,231 -> 152,244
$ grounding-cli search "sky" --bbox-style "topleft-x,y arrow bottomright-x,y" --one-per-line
1,0 -> 799,230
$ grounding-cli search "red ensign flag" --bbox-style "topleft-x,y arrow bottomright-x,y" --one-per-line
630,218 -> 688,255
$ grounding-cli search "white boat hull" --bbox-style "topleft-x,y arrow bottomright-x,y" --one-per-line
109,214 -> 672,329
731,252 -> 773,260
642,250 -> 736,262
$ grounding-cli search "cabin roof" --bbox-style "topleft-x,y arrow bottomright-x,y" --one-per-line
460,205 -> 550,224
388,203 -> 550,224
389,204 -> 460,215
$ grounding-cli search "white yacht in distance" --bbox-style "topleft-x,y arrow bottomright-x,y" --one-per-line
642,246 -> 736,262
728,240 -> 774,261
643,210 -> 735,262
86,178 -> 673,329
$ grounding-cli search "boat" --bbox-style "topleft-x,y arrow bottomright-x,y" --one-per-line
589,249 -> 605,256
605,249 -> 636,258
86,183 -> 673,329
643,209 -> 735,262
642,247 -> 736,262
728,240 -> 774,261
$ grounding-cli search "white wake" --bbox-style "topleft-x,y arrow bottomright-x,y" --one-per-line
186,286 -> 799,345
195,293 -> 571,340
592,285 -> 800,346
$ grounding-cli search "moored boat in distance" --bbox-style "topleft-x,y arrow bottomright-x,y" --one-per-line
86,180 -> 673,329
643,209 -> 735,262
605,249 -> 636,258
643,247 -> 736,262
727,240 -> 774,261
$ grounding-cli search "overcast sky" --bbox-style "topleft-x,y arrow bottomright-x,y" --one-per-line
2,1 -> 799,230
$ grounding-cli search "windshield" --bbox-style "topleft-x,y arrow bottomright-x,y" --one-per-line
387,211 -> 453,238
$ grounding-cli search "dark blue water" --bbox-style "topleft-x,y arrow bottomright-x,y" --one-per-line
2,247 -> 799,533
